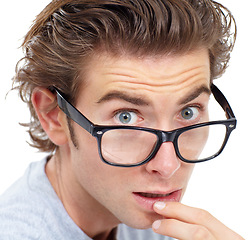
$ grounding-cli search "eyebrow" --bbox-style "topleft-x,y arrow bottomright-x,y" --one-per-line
97,85 -> 211,106
178,85 -> 211,105
97,91 -> 150,106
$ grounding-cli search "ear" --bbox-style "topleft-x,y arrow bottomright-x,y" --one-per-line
31,87 -> 68,146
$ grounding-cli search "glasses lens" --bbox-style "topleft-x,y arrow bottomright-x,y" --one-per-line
101,129 -> 158,165
178,124 -> 227,162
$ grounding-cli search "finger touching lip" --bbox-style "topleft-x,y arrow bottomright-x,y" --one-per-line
132,189 -> 182,211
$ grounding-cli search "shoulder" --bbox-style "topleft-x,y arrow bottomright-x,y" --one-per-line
0,199 -> 43,239
117,224 -> 173,240
0,159 -> 54,239
0,158 -> 87,240
0,159 -> 50,238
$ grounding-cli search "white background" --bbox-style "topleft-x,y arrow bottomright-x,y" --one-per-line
0,0 -> 250,238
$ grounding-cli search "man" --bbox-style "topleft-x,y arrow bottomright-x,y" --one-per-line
0,0 -> 244,239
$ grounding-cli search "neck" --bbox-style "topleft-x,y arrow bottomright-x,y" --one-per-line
45,150 -> 119,239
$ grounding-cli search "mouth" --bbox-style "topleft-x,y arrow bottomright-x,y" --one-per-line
137,192 -> 172,198
132,189 -> 182,211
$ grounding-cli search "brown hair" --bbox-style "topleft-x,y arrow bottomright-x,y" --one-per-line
13,0 -> 236,152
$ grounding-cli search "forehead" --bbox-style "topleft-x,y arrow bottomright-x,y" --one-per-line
77,49 -> 210,105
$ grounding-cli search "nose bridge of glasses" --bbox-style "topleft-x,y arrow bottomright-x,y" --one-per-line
160,130 -> 176,143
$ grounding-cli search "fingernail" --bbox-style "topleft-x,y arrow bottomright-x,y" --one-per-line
154,201 -> 166,210
152,220 -> 161,230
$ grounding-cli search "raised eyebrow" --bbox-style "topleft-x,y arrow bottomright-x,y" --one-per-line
97,91 -> 150,106
178,85 -> 211,105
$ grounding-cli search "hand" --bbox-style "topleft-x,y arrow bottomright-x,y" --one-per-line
152,202 -> 244,240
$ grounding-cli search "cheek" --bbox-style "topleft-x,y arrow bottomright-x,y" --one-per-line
73,124 -> 100,168
179,162 -> 195,184
71,128 -> 130,215
178,162 -> 195,198
186,163 -> 195,177
71,124 -> 120,188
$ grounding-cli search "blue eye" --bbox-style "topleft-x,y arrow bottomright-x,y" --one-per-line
181,107 -> 199,120
116,111 -> 137,124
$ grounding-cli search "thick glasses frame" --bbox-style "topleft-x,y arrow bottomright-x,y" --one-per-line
54,84 -> 237,167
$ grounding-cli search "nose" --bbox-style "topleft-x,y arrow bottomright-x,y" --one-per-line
145,141 -> 181,179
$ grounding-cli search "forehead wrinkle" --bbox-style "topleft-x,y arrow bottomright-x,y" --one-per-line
104,73 -> 209,96
105,65 -> 209,88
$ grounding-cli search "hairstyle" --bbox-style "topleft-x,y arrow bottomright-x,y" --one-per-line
13,0 -> 236,153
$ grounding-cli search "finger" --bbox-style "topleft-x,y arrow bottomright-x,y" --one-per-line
153,201 -> 243,239
154,201 -> 216,226
152,218 -> 215,240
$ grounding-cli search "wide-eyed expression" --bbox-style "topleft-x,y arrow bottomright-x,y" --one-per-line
66,48 -> 211,229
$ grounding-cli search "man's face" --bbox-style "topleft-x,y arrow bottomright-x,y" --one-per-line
65,49 -> 211,229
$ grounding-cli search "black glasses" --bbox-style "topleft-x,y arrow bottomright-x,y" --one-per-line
54,84 -> 236,167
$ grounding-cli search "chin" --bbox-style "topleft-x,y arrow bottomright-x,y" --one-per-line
119,211 -> 161,230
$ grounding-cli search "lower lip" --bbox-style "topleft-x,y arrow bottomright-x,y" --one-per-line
132,190 -> 182,211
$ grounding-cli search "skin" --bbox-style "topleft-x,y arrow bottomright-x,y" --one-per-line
32,48 -> 243,240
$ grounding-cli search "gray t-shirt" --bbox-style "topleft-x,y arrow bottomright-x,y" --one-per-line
0,158 -> 173,240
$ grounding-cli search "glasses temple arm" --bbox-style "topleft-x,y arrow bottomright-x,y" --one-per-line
211,84 -> 236,119
54,88 -> 94,134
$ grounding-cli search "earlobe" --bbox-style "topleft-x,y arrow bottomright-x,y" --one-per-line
31,87 -> 68,146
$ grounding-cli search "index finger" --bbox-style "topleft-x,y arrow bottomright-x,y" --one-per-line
153,201 -> 243,239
